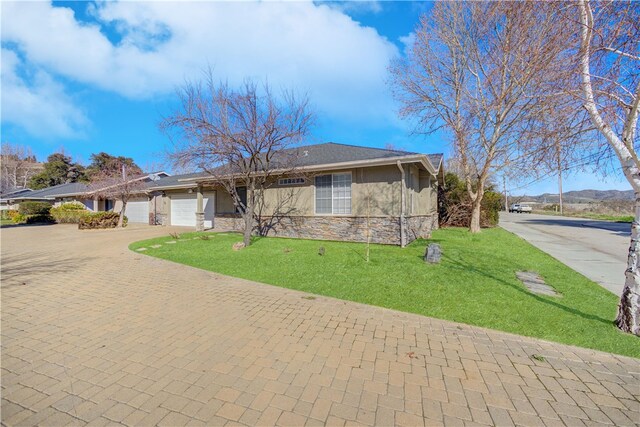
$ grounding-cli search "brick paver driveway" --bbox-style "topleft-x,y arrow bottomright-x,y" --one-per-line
2,224 -> 639,426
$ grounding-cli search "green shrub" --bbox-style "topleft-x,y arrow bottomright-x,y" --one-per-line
11,213 -> 27,224
14,201 -> 54,224
18,201 -> 52,216
51,202 -> 90,223
439,172 -> 501,228
78,212 -> 127,229
481,191 -> 502,227
25,215 -> 54,224
55,201 -> 87,210
0,210 -> 12,220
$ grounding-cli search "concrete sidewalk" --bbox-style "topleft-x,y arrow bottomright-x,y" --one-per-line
499,212 -> 630,295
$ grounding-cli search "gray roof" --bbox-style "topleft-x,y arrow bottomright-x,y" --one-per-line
150,143 -> 443,188
15,172 -> 172,199
20,182 -> 90,200
286,142 -> 418,167
146,172 -> 208,190
0,188 -> 33,200
427,154 -> 443,169
266,142 -> 442,170
14,144 -> 443,195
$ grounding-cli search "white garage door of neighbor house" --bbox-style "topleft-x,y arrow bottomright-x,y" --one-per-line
125,198 -> 149,224
170,192 -> 215,228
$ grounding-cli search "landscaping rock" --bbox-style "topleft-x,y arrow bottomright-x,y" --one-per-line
425,244 -> 442,264
151,244 -> 162,249
516,271 -> 560,297
166,241 -> 177,244
136,248 -> 147,252
232,242 -> 245,251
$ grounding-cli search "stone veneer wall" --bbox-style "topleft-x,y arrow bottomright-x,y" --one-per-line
214,213 -> 439,246
150,213 -> 168,226
405,214 -> 439,243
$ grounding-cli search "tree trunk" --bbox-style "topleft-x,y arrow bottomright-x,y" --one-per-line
615,193 -> 640,335
118,200 -> 126,228
242,184 -> 255,247
469,196 -> 482,233
468,181 -> 485,234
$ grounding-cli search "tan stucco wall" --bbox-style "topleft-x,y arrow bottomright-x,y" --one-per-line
213,164 -> 428,218
416,171 -> 437,214
352,165 -> 402,217
157,163 -> 438,222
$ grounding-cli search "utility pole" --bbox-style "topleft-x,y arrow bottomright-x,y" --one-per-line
557,142 -> 563,215
503,175 -> 508,212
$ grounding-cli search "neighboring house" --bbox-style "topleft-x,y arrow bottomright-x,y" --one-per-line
6,173 -> 170,224
0,188 -> 34,211
15,182 -> 95,208
149,143 -> 444,246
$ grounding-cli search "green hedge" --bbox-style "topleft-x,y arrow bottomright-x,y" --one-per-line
78,212 -> 127,229
51,202 -> 90,223
15,201 -> 53,224
11,212 -> 27,224
18,201 -> 52,216
439,172 -> 501,228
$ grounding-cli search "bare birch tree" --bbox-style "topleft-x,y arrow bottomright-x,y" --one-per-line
1,142 -> 39,192
162,74 -> 314,247
391,2 -> 570,232
576,0 -> 640,334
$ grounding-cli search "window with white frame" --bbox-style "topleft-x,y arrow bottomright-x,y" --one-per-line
278,177 -> 305,186
315,173 -> 351,215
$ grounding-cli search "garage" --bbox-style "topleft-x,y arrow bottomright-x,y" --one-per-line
170,192 -> 215,228
125,198 -> 150,224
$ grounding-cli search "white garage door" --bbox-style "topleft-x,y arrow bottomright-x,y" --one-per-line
125,198 -> 149,224
170,192 -> 215,228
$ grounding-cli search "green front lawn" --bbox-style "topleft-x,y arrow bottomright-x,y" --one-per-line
130,228 -> 640,358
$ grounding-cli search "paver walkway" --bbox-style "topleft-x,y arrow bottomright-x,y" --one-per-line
2,224 -> 639,426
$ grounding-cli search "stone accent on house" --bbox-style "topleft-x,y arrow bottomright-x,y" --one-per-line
214,213 -> 439,246
195,212 -> 205,232
406,213 -> 439,242
214,214 -> 245,231
150,212 -> 168,226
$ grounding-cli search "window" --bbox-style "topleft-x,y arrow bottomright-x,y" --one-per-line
235,186 -> 247,213
315,173 -> 351,215
278,177 -> 305,186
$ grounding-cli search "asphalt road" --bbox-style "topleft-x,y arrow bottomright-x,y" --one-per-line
499,212 -> 630,295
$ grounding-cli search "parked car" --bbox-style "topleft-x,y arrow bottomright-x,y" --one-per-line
509,203 -> 532,213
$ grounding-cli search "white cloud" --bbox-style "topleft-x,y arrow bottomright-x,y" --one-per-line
1,48 -> 88,139
399,32 -> 415,57
1,1 -> 400,137
323,1 -> 384,15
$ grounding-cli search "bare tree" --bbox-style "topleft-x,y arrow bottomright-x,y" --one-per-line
391,2 -> 570,232
1,142 -> 39,192
162,73 -> 314,246
575,0 -> 640,334
90,164 -> 147,227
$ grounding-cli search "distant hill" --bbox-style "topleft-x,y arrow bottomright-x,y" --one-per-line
517,189 -> 634,204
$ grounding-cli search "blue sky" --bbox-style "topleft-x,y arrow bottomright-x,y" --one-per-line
0,1 -> 629,195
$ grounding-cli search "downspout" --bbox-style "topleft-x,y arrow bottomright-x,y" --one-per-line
397,161 -> 406,247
